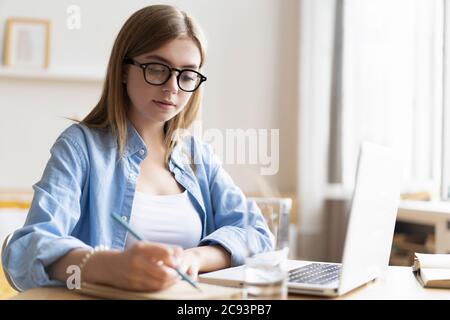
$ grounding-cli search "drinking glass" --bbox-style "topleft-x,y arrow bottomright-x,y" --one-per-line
244,198 -> 292,299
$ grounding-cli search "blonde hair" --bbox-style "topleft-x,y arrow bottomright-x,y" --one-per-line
81,5 -> 207,164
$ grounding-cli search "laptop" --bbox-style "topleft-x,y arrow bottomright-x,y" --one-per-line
199,142 -> 403,297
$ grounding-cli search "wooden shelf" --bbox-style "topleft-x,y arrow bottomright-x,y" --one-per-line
397,200 -> 450,253
399,200 -> 450,215
0,66 -> 105,83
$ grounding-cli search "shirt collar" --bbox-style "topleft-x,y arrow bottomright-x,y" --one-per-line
124,121 -> 146,157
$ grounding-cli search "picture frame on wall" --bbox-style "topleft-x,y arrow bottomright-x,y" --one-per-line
2,17 -> 51,69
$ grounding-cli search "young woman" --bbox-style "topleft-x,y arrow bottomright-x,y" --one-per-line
2,5 -> 272,292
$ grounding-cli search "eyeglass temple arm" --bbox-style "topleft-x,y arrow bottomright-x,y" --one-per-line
123,58 -> 141,67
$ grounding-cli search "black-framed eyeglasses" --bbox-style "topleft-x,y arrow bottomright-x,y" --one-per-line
124,58 -> 207,92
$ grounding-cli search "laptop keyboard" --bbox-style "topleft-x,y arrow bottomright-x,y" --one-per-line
288,263 -> 341,285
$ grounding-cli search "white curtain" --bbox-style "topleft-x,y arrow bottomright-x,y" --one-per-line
297,0 -> 337,260
443,0 -> 450,200
341,0 -> 443,196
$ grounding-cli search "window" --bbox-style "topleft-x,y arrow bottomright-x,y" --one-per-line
340,0 -> 445,199
442,0 -> 450,199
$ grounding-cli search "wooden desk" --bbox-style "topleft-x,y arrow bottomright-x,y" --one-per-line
9,266 -> 450,300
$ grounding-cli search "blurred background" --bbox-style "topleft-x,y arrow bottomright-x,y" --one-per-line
1,0 -> 450,297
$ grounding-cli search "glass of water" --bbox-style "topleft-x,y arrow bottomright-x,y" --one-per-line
244,198 -> 292,299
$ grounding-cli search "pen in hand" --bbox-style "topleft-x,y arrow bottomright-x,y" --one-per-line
111,212 -> 202,292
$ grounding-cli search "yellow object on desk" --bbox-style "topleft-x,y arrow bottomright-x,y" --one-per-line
0,189 -> 33,209
0,201 -> 30,209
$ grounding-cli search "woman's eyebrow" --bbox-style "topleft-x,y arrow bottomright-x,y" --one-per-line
143,54 -> 198,69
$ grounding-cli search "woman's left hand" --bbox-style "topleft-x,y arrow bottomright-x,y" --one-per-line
177,248 -> 202,281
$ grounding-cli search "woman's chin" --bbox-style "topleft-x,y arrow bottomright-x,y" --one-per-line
148,112 -> 177,123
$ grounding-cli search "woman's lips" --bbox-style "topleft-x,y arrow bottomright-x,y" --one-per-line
152,100 -> 176,109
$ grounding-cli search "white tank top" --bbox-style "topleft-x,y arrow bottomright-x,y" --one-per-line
124,190 -> 202,249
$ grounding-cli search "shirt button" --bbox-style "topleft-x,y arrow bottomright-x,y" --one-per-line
129,173 -> 136,180
121,215 -> 127,222
139,149 -> 145,156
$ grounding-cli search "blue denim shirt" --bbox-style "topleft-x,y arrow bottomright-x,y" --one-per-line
2,122 -> 273,291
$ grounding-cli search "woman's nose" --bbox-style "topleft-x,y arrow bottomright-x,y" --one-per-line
163,72 -> 179,94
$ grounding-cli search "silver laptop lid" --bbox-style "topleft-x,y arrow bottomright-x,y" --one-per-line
338,142 -> 403,295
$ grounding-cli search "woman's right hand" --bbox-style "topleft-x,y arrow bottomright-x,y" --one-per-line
88,242 -> 183,292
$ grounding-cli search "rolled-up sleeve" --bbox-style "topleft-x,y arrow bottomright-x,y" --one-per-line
1,135 -> 90,290
198,143 -> 274,266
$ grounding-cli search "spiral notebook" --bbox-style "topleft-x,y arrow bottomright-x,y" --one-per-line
77,281 -> 244,300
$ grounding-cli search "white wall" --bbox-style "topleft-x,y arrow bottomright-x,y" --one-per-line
0,0 -> 299,195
